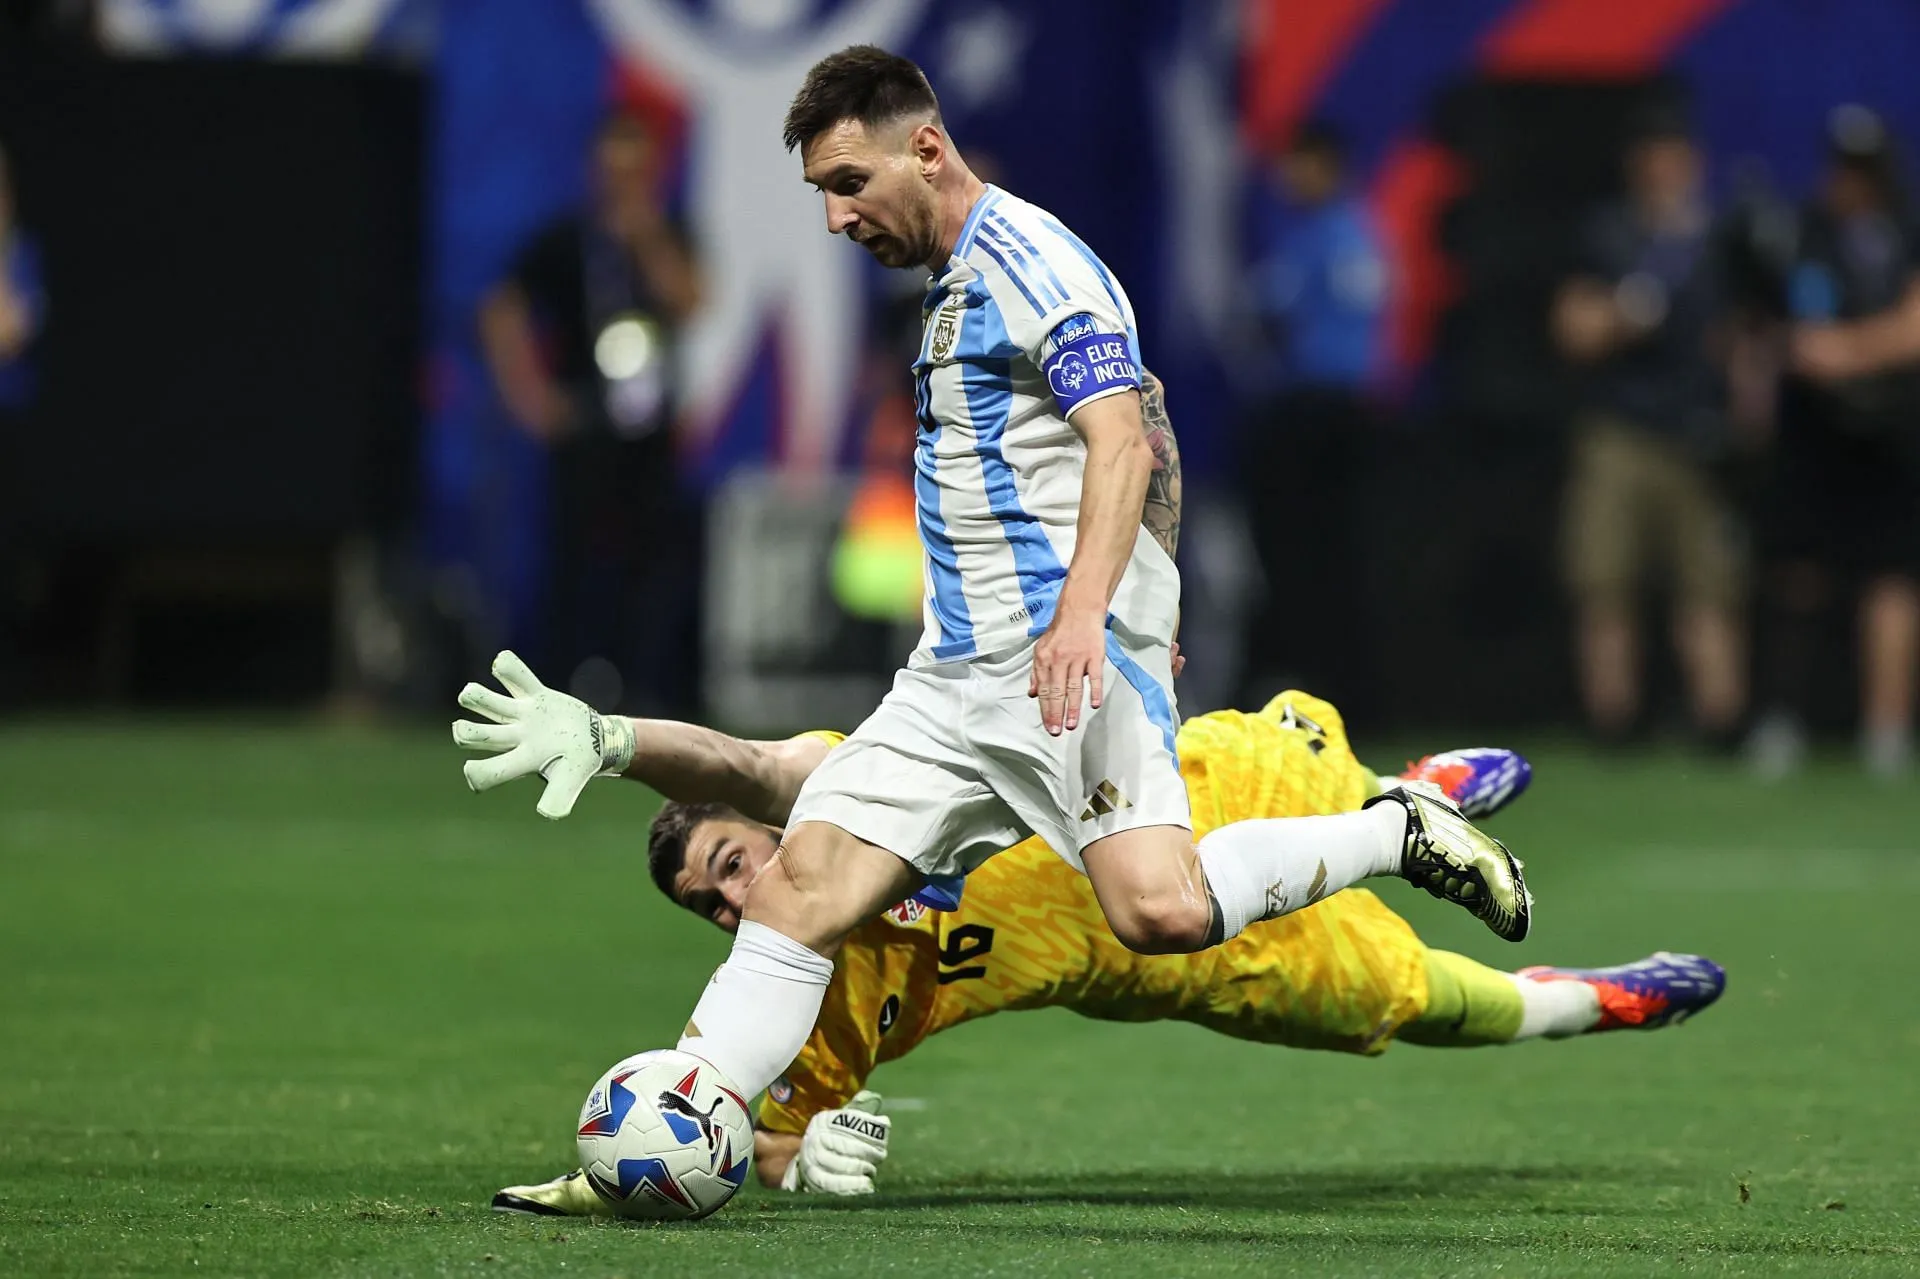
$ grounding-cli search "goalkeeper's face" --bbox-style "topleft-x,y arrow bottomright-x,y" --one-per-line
672,817 -> 781,933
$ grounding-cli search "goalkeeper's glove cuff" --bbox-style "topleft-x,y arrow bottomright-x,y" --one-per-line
592,712 -> 636,777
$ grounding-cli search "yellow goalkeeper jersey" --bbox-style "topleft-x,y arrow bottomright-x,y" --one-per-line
756,692 -> 1433,1135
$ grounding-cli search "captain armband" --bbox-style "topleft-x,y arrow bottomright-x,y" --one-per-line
1042,312 -> 1139,416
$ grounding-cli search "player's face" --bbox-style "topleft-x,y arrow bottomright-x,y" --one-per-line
801,119 -> 938,269
673,817 -> 780,932
1627,136 -> 1700,211
1825,164 -> 1883,218
596,119 -> 661,214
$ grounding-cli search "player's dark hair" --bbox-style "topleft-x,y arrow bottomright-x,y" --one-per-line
782,45 -> 942,153
647,800 -> 737,907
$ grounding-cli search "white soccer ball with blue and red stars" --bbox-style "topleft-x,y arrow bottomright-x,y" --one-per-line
576,1049 -> 754,1220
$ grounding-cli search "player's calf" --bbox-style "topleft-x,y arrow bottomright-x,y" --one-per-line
1098,886 -> 1215,955
678,821 -> 920,1100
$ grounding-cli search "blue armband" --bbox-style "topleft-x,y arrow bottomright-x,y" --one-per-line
1043,320 -> 1139,415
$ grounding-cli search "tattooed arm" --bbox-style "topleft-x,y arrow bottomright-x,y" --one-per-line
1137,369 -> 1183,559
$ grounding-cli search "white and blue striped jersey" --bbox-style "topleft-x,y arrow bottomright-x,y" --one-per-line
909,186 -> 1180,666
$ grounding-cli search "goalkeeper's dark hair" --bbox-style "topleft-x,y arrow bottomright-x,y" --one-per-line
647,800 -> 738,906
782,45 -> 942,153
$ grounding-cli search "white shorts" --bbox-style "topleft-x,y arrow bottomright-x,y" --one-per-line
787,631 -> 1189,879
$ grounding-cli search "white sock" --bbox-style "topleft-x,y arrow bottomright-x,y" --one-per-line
1507,973 -> 1601,1039
1195,803 -> 1407,941
676,920 -> 834,1096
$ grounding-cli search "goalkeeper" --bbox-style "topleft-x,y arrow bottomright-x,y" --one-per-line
478,688 -> 1723,1210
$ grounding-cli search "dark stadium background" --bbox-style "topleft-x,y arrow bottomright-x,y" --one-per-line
2,6 -> 1918,1275
3,0 -> 1915,736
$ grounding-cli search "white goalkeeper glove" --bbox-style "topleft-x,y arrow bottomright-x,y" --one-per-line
780,1091 -> 891,1195
451,650 -> 636,820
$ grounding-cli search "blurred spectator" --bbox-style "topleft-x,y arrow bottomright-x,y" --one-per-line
1750,106 -> 1920,778
477,110 -> 704,716
0,141 -> 44,703
1552,111 -> 1747,747
0,143 -> 42,412
1239,121 -> 1389,707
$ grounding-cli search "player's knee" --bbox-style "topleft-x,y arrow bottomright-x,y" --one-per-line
739,826 -> 899,957
1105,891 -> 1211,955
740,851 -> 844,955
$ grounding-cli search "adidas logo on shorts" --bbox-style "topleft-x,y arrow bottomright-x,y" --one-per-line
1079,779 -> 1133,822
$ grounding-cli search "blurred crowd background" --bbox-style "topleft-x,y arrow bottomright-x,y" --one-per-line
3,0 -> 1920,780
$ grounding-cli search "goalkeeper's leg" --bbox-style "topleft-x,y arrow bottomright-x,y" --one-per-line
1399,948 -> 1726,1047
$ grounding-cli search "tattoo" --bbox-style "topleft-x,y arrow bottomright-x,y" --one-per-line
1137,370 -> 1183,559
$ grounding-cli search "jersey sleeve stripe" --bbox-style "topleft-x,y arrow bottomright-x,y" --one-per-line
963,302 -> 1068,632
978,222 -> 1065,311
1105,631 -> 1181,763
953,185 -> 1003,259
1035,214 -> 1141,358
913,362 -> 975,657
988,212 -> 1071,308
971,232 -> 1051,318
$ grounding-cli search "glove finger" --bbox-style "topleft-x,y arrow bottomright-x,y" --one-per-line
457,682 -> 518,725
535,756 -> 595,820
815,1149 -> 876,1178
463,744 -> 538,793
490,650 -> 549,700
802,1169 -> 872,1196
451,719 -> 517,752
847,1090 -> 885,1115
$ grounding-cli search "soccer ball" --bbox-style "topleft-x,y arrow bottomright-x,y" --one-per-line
576,1050 -> 754,1221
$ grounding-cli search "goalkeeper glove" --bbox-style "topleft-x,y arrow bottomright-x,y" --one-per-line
780,1091 -> 891,1195
451,650 -> 635,820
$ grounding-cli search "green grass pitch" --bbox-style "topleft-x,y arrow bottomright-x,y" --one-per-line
2,721 -> 1917,1276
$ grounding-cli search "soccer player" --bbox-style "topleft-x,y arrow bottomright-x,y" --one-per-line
488,693 -> 1723,1213
456,46 -> 1529,1120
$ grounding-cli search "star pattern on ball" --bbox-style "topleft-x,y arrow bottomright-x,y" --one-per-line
612,1157 -> 695,1211
577,1068 -> 639,1138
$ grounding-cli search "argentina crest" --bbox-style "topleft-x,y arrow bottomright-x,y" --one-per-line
928,293 -> 963,362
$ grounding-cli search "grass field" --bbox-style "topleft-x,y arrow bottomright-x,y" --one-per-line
2,721 -> 1917,1277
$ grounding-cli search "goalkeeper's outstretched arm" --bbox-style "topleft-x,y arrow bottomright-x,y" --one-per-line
453,650 -> 831,822
615,721 -> 832,828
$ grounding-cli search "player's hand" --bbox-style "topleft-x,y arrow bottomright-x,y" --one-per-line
780,1092 -> 890,1195
451,650 -> 636,820
1031,602 -> 1107,735
1170,640 -> 1185,679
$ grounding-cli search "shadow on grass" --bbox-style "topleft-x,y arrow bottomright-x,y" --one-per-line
786,1161 -> 1642,1214
677,1165 -> 1913,1260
